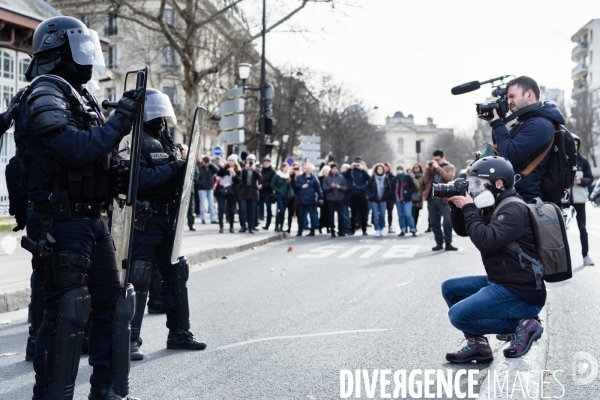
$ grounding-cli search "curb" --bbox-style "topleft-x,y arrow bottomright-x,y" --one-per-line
478,306 -> 549,399
0,232 -> 287,314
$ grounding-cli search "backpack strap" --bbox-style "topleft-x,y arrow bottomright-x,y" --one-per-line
521,136 -> 555,177
506,241 -> 544,290
491,196 -> 526,218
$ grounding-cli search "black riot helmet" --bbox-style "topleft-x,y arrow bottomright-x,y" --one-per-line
469,156 -> 515,188
25,16 -> 106,83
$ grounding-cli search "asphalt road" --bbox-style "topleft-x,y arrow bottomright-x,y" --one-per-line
1,205 -> 599,399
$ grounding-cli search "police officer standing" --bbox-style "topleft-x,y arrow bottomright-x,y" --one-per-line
12,16 -> 142,400
127,89 -> 206,361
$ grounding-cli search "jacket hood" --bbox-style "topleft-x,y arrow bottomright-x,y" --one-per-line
518,101 -> 565,125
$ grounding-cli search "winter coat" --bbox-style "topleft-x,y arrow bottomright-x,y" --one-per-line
239,168 -> 261,201
491,101 -> 566,203
294,173 -> 323,206
196,164 -> 219,190
394,173 -> 416,203
450,187 -> 546,303
322,172 -> 348,202
343,167 -> 370,198
570,151 -> 593,204
260,165 -> 276,193
412,173 -> 425,209
215,167 -> 240,199
271,171 -> 293,200
367,174 -> 392,202
422,160 -> 455,202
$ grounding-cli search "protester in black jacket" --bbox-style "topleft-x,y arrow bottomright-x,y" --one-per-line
442,157 -> 544,364
570,134 -> 594,266
259,156 -> 276,229
196,156 -> 219,224
239,154 -> 261,233
215,159 -> 240,233
343,157 -> 370,235
367,163 -> 392,236
384,163 -> 396,233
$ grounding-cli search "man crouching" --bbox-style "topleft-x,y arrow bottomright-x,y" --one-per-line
442,156 -> 544,363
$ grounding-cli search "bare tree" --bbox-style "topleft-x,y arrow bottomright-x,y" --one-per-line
568,85 -> 599,166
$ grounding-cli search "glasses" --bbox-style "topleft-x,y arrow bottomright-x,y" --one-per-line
467,177 -> 488,195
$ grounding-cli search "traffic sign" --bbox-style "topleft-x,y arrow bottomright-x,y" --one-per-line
213,145 -> 223,157
227,86 -> 245,99
218,129 -> 245,144
219,98 -> 245,116
219,114 -> 244,131
285,157 -> 294,165
299,143 -> 320,151
299,135 -> 321,143
301,150 -> 321,159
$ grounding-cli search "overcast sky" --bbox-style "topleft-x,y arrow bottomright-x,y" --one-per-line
254,0 -> 600,134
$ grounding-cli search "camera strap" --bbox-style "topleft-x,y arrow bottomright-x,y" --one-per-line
502,102 -> 542,124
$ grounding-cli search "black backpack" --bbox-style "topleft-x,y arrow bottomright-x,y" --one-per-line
519,123 -> 577,206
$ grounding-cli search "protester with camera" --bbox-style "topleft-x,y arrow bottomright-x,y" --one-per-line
442,156 -> 545,363
487,76 -> 565,204
394,165 -> 417,237
343,157 -> 371,236
570,134 -> 594,266
216,156 -> 241,233
423,149 -> 457,251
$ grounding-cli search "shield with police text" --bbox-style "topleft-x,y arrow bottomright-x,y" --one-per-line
168,106 -> 207,264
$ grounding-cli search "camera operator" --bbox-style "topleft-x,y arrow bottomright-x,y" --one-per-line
442,157 -> 544,363
423,149 -> 457,251
487,76 -> 565,203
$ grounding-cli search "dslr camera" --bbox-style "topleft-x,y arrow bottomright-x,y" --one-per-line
432,178 -> 468,199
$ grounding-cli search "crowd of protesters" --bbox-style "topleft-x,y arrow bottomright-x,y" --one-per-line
186,150 -> 467,251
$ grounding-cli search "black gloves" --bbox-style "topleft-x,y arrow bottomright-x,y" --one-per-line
170,159 -> 186,173
13,212 -> 26,232
109,162 -> 130,196
115,88 -> 144,122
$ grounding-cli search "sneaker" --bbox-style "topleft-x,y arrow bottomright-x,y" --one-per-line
130,338 -> 144,361
425,228 -> 432,233
362,231 -> 368,236
380,229 -> 386,237
211,221 -> 218,224
262,226 -> 269,230
307,231 -> 315,237
388,226 -> 395,234
248,230 -> 255,234
167,330 -> 207,350
446,336 -> 493,363
239,227 -> 247,233
432,243 -> 444,251
412,231 -> 417,237
503,318 -> 543,358
496,333 -> 513,341
584,255 -> 595,266
445,243 -> 459,251
229,227 -> 235,233
219,228 -> 224,233
398,231 -> 405,237
189,227 -> 196,231
296,232 -> 303,237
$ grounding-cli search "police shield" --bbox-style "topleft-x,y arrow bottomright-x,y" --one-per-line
168,106 -> 207,264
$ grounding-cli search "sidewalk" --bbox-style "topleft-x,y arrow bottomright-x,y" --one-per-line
0,214 -> 286,314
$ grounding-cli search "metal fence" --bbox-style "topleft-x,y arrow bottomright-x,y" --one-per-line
0,129 -> 15,217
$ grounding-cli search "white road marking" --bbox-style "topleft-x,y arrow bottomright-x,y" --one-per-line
211,329 -> 389,351
382,245 -> 420,258
391,273 -> 415,287
297,245 -> 346,258
338,245 -> 382,258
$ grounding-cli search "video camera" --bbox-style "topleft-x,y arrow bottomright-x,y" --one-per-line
451,75 -> 514,120
432,178 -> 468,199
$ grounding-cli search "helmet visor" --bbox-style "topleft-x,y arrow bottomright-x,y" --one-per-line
67,28 -> 106,79
467,177 -> 487,197
144,92 -> 177,125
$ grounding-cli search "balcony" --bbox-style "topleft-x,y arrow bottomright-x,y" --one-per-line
572,63 -> 588,80
571,84 -> 588,99
571,42 -> 588,61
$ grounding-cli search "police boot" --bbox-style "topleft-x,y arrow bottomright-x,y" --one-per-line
164,257 -> 207,351
88,385 -> 140,400
167,329 -> 207,350
129,260 -> 152,361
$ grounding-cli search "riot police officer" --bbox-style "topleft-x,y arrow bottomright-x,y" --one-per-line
128,89 -> 206,361
12,16 -> 142,399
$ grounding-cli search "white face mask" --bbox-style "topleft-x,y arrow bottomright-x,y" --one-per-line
473,190 -> 495,209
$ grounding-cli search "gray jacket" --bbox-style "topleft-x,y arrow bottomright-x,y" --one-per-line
322,172 -> 347,201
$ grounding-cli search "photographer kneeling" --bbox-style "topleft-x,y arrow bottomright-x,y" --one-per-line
441,156 -> 544,363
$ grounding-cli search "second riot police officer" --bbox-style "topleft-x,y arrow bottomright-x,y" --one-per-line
12,16 -> 143,400
128,88 -> 207,360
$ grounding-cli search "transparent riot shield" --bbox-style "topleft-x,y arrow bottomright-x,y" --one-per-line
168,106 -> 207,264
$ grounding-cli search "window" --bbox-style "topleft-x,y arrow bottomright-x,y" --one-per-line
164,9 -> 174,26
106,13 -> 118,36
397,138 -> 404,155
18,58 -> 29,82
107,45 -> 117,69
591,51 -> 594,65
105,87 -> 116,103
1,51 -> 14,80
2,85 -> 14,110
81,14 -> 90,27
163,45 -> 175,67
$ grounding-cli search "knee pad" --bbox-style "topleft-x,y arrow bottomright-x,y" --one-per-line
128,260 -> 151,339
40,287 -> 91,398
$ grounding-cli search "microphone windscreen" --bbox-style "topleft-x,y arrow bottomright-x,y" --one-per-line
451,81 -> 481,95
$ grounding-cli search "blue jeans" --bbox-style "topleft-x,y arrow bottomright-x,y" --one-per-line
441,275 -> 542,337
198,189 -> 216,223
297,204 -> 318,234
369,201 -> 386,230
343,203 -> 350,232
396,200 -> 415,232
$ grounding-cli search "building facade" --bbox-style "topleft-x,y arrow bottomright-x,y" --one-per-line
383,111 -> 453,170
